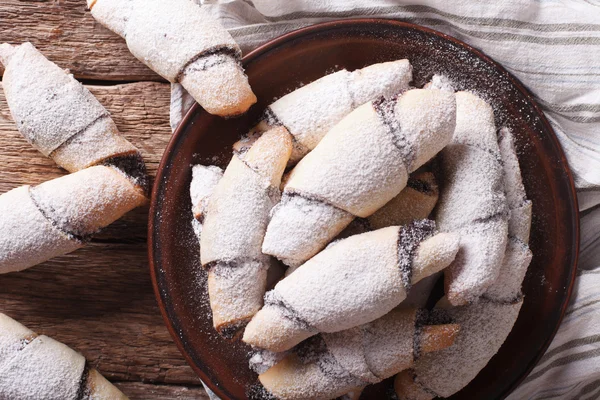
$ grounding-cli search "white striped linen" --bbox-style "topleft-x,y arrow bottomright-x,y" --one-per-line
172,1 -> 600,399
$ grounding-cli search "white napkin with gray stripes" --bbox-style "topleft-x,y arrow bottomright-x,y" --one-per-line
172,1 -> 600,399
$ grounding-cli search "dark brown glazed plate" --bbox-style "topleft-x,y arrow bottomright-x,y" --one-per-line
148,19 -> 579,400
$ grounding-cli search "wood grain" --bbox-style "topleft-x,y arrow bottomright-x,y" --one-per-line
0,0 -> 159,81
0,82 -> 211,399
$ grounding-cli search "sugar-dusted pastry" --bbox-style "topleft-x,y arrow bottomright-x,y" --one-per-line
395,300 -> 521,400
244,221 -> 460,352
436,91 -> 509,306
189,164 -> 223,250
0,42 -> 143,174
234,60 -> 413,163
334,169 -> 442,308
257,308 -> 459,400
87,0 -> 256,117
484,128 -> 533,302
190,165 -> 223,221
310,170 -> 440,276
0,313 -> 128,400
200,127 -> 292,337
262,89 -> 457,267
368,171 -> 439,230
0,166 -> 147,274
395,128 -> 533,400
496,127 -> 533,245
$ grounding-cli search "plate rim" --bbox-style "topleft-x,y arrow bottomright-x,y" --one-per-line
148,18 -> 580,400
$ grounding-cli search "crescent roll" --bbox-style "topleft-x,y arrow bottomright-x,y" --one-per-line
258,309 -> 459,400
0,42 -> 143,174
262,89 -> 457,267
244,221 -> 460,352
436,91 -> 509,306
0,166 -> 147,273
87,0 -> 256,117
235,60 -> 413,163
395,127 -> 533,400
200,127 -> 292,337
0,313 -> 128,400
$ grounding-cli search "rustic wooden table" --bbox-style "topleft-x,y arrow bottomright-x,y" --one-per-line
0,1 -> 210,398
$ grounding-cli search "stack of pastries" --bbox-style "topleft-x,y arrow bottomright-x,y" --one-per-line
190,65 -> 533,400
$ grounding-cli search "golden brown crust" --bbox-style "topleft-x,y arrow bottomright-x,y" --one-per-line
419,324 -> 460,354
87,368 -> 129,399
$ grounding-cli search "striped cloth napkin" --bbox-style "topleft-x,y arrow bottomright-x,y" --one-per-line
171,1 -> 600,399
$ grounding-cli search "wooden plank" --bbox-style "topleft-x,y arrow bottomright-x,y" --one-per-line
0,0 -> 159,81
0,81 -> 211,399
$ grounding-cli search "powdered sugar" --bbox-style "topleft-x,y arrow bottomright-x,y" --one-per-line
30,165 -> 147,238
50,116 -> 137,172
259,309 -> 429,400
1,43 -> 109,157
443,219 -> 509,305
0,335 -> 85,400
508,202 -> 533,244
348,60 -> 412,108
484,128 -> 533,302
0,314 -> 36,364
436,91 -> 509,305
362,309 -> 417,379
0,314 -> 124,399
200,156 -> 275,264
262,194 -> 354,269
249,349 -> 288,375
484,238 -> 532,302
259,336 -> 360,400
323,326 -> 380,384
90,0 -> 256,116
397,220 -> 437,290
98,0 -> 239,82
0,186 -> 82,274
246,224 -> 458,353
498,128 -> 528,209
180,53 -> 256,116
265,89 -> 456,267
208,260 -> 269,336
393,89 -> 457,172
284,102 -> 409,218
424,75 -> 455,92
0,43 -> 16,65
273,226 -> 407,333
269,69 -> 354,155
405,100 -> 534,398
199,128 -> 291,334
368,171 -> 439,230
412,299 -> 522,397
436,145 -> 507,229
1,42 -> 145,175
268,60 -> 412,162
190,164 -> 223,220
0,162 -> 145,274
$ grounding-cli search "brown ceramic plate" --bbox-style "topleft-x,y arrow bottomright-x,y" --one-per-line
149,19 -> 579,400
